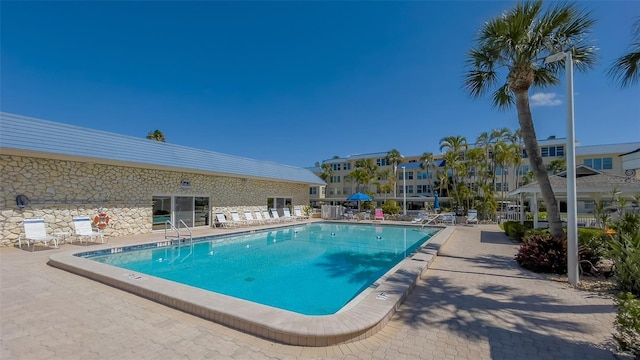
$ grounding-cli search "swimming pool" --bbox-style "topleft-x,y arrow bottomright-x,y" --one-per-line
85,223 -> 438,315
49,222 -> 454,346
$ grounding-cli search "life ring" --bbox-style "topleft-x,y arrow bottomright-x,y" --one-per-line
94,212 -> 110,229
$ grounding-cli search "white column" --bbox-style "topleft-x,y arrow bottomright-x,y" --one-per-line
566,51 -> 579,286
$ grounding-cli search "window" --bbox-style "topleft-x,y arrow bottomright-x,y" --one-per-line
583,157 -> 612,170
345,163 -> 351,170
556,146 -> 564,157
309,187 -> 318,195
549,146 -> 556,157
322,187 -> 326,195
343,187 -> 352,195
517,165 -> 530,175
522,149 -> 528,158
407,185 -> 414,194
495,167 -> 508,175
541,147 -> 549,157
417,171 -> 428,179
376,158 -> 387,166
584,158 -> 593,167
331,175 -> 341,183
593,158 -> 602,170
406,171 -> 414,180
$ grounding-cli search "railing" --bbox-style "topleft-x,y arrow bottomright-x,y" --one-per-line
164,220 -> 180,239
166,220 -> 193,264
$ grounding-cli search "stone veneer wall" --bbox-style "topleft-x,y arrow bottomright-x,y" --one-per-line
0,155 -> 311,247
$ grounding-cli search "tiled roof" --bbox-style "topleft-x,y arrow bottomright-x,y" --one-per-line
0,112 -> 325,185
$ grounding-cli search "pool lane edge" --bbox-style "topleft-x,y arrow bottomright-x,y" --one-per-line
48,225 -> 455,346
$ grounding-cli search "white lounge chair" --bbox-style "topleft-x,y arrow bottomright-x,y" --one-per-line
282,208 -> 295,222
262,210 -> 275,223
253,210 -> 266,224
19,218 -> 58,251
441,212 -> 457,225
411,211 -> 428,223
215,212 -> 230,228
466,209 -> 478,224
294,207 -> 309,220
229,211 -> 247,226
73,216 -> 105,244
243,210 -> 258,225
270,208 -> 283,223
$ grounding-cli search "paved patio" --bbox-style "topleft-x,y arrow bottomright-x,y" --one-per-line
1,224 -> 617,359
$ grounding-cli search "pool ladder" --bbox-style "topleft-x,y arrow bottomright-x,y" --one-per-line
164,220 -> 194,263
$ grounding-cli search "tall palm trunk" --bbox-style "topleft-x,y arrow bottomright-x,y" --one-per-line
514,91 -> 563,237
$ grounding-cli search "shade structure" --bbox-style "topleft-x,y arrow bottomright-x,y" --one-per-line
346,192 -> 372,201
434,191 -> 440,212
346,192 -> 372,211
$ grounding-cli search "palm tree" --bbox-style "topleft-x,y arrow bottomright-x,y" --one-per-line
146,130 -> 166,142
386,149 -> 404,198
319,163 -> 334,183
547,158 -> 567,174
608,17 -> 640,88
419,152 -> 435,196
464,0 -> 597,238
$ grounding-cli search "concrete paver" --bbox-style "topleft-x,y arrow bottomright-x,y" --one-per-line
1,225 -> 617,359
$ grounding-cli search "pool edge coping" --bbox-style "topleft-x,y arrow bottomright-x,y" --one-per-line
48,224 -> 456,346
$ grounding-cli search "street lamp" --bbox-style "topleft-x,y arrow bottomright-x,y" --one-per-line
402,166 -> 407,215
545,50 -> 578,285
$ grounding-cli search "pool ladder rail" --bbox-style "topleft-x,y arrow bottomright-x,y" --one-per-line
164,220 -> 194,263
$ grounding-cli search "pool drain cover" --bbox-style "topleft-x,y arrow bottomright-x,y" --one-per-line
244,277 -> 255,282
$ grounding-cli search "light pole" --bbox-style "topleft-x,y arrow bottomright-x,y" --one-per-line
402,166 -> 407,215
545,50 -> 578,286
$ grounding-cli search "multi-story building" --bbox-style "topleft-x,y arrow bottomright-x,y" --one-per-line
310,137 -> 640,212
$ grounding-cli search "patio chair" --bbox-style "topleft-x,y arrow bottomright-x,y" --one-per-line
294,207 -> 309,220
229,211 -> 247,226
441,212 -> 456,225
282,208 -> 295,222
466,209 -> 478,224
411,211 -> 428,223
19,218 -> 59,251
270,208 -> 284,223
253,210 -> 266,224
243,210 -> 258,225
262,209 -> 276,223
215,212 -> 231,228
374,208 -> 384,221
72,216 -> 105,244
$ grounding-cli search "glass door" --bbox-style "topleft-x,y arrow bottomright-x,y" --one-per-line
152,196 -> 172,230
174,196 -> 194,227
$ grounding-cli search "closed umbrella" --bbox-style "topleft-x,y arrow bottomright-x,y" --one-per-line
434,191 -> 440,212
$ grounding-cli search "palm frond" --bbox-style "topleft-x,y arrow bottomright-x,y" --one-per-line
608,51 -> 640,88
491,83 -> 514,109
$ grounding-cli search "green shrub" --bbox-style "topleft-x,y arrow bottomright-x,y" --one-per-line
503,221 -> 529,241
614,292 -> 640,357
607,231 -> 640,296
577,228 -> 608,265
515,233 -> 567,274
380,200 -> 401,215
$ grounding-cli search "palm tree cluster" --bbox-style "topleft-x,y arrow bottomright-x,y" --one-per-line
436,129 -> 525,220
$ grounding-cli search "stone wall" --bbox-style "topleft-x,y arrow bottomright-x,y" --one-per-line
0,155 -> 311,247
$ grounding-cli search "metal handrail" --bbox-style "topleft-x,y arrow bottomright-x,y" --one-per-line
164,220 -> 180,239
178,219 -> 193,246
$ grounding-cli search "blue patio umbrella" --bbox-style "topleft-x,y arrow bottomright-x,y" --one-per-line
434,191 -> 440,212
346,192 -> 372,211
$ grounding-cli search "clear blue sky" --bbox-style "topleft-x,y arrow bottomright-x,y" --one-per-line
2,1 -> 638,168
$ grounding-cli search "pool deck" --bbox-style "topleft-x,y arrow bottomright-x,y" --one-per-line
1,222 -> 618,359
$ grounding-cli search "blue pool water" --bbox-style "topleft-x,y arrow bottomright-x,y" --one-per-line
87,223 -> 439,315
